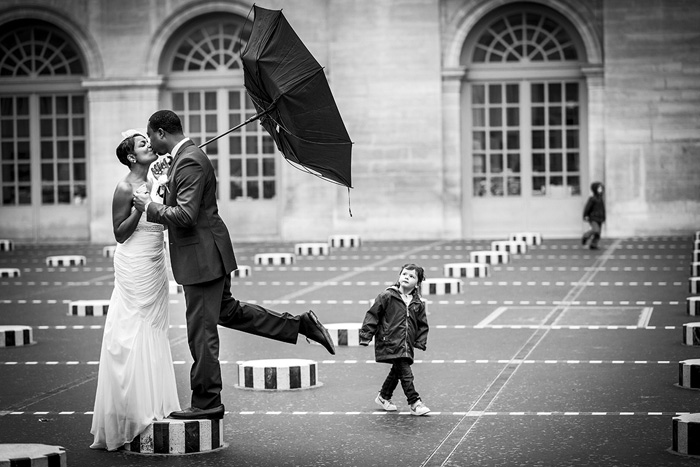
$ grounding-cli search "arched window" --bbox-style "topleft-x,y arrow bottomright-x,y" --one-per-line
0,20 -> 86,207
472,11 -> 578,63
163,16 -> 276,201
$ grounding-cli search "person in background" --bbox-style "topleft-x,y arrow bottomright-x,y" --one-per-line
582,181 -> 606,250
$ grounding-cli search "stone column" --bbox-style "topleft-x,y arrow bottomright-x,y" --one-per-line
82,78 -> 163,244
442,67 -> 467,238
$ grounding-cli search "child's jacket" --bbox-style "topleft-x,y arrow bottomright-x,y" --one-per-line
359,286 -> 429,364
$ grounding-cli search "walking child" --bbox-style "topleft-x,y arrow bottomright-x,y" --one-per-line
582,181 -> 606,250
359,263 -> 430,416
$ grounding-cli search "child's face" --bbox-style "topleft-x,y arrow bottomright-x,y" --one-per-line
398,268 -> 419,291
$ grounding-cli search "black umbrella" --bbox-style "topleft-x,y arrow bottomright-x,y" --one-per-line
200,5 -> 353,189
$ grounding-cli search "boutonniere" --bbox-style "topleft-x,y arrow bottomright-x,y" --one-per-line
156,174 -> 169,197
151,156 -> 171,198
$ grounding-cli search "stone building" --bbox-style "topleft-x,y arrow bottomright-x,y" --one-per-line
0,0 -> 698,243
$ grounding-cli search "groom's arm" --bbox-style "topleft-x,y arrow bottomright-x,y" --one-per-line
146,157 -> 204,228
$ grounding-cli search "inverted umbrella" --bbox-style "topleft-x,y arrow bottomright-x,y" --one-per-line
200,5 -> 353,189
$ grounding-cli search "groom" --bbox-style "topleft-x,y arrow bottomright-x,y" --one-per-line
134,110 -> 335,420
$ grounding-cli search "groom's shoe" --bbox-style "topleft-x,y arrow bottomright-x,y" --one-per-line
300,310 -> 336,355
168,404 -> 225,420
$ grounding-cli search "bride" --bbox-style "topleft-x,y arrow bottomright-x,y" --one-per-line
90,130 -> 180,451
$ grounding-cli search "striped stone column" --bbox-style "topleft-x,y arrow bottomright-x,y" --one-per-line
679,359 -> 700,389
328,234 -> 361,248
294,243 -> 330,256
689,297 -> 700,316
444,263 -> 489,278
691,263 -> 700,277
68,300 -> 109,316
673,413 -> 700,456
237,359 -> 321,390
324,322 -> 371,346
0,239 -> 14,251
470,250 -> 510,264
46,255 -> 86,266
232,265 -> 252,277
509,232 -> 542,246
103,245 -> 117,258
169,281 -> 183,294
491,240 -> 527,254
0,325 -> 35,347
0,268 -> 20,278
254,253 -> 295,266
691,278 -> 700,294
125,419 -> 224,454
0,444 -> 66,466
683,323 -> 700,346
694,251 -> 700,263
421,278 -> 462,295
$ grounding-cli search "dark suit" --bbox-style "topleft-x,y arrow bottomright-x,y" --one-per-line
147,139 -> 301,409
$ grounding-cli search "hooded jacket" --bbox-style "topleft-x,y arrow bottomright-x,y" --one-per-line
583,181 -> 606,224
359,286 -> 429,363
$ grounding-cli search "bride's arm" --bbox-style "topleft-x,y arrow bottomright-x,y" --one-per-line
112,181 -> 141,243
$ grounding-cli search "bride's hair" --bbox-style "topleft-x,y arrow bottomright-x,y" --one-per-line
116,134 -> 143,167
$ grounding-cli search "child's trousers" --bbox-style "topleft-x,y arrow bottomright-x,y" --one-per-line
380,358 -> 420,405
583,221 -> 602,248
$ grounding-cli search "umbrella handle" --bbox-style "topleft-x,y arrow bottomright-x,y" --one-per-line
198,109 -> 271,148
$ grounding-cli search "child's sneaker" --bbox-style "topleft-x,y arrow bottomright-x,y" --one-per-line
410,400 -> 431,416
375,394 -> 397,411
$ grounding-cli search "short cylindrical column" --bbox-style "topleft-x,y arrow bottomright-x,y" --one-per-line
470,251 -> 510,264
124,419 -> 224,454
679,359 -> 700,390
683,323 -> 700,346
443,263 -> 489,278
0,325 -> 35,347
103,245 -> 117,258
254,253 -> 295,266
46,255 -> 86,267
68,300 -> 109,316
509,232 -> 542,246
0,444 -> 66,466
672,413 -> 700,456
294,243 -> 330,256
691,278 -> 700,294
0,268 -> 20,278
421,278 -> 463,295
237,359 -> 321,390
491,240 -> 527,254
688,297 -> 700,316
324,323 -> 371,346
328,234 -> 361,248
232,265 -> 252,277
692,263 -> 700,277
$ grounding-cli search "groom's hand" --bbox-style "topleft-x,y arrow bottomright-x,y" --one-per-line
133,190 -> 151,213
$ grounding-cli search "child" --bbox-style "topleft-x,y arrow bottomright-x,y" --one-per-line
582,181 -> 606,250
359,263 -> 430,416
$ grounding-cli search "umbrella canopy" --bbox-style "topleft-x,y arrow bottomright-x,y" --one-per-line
240,5 -> 353,188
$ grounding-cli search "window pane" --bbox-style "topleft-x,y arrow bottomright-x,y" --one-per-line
2,164 -> 14,182
246,136 -> 258,154
549,130 -> 562,149
472,85 -> 485,105
41,142 -> 53,159
16,97 -> 28,115
188,93 -> 200,111
42,163 -> 53,181
548,83 -> 561,102
488,84 -> 501,104
40,96 -> 52,114
230,136 -> 242,154
506,108 -> 519,126
549,107 -> 561,126
532,176 -> 546,195
490,154 -> 503,173
72,96 -> 85,114
17,142 -> 29,159
472,109 -> 485,127
247,180 -> 259,199
16,119 -> 29,137
230,181 -> 242,199
57,141 -> 69,159
474,177 -> 487,196
2,143 -> 13,160
205,115 -> 217,133
172,93 -> 184,111
263,180 -> 275,199
72,118 -> 85,136
567,152 -> 579,172
565,82 -> 579,102
532,107 -> 545,126
73,141 -> 85,159
505,84 -> 518,103
1,120 -> 13,137
549,153 -> 563,172
189,115 -> 201,133
246,158 -> 258,177
566,106 -> 579,125
56,96 -> 69,114
262,157 -> 275,176
3,186 -> 15,204
490,177 -> 504,196
57,163 -> 70,181
40,119 -> 52,137
489,108 -> 502,126
489,131 -> 502,150
18,163 -> 30,182
567,176 -> 580,195
473,153 -> 486,173
42,185 -> 54,203
18,185 -> 30,204
507,176 -> 521,195
74,162 -> 86,181
204,92 -> 216,110
506,131 -> 519,149
532,130 -> 545,148
229,91 -> 241,110
229,113 -> 241,128
56,118 -> 69,136
230,158 -> 242,177
566,129 -> 579,149
58,185 -> 71,203
262,136 -> 275,154
532,83 -> 545,103
532,153 -> 545,172
507,153 -> 520,173
472,131 -> 485,150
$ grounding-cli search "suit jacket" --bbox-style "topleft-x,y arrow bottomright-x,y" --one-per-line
147,140 -> 237,285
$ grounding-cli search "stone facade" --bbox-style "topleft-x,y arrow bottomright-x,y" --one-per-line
0,0 -> 698,242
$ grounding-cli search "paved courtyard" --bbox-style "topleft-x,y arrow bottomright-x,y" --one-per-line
2,235 -> 700,466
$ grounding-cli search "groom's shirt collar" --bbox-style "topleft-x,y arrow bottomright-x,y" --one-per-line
171,137 -> 190,159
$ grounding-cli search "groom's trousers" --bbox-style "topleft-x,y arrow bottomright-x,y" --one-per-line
183,273 -> 302,409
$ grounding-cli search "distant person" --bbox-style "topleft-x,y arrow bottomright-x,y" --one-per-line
582,181 -> 606,250
359,263 -> 431,416
91,130 -> 179,450
133,110 -> 335,421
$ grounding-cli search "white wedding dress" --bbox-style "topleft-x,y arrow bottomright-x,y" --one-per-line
90,186 -> 180,451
